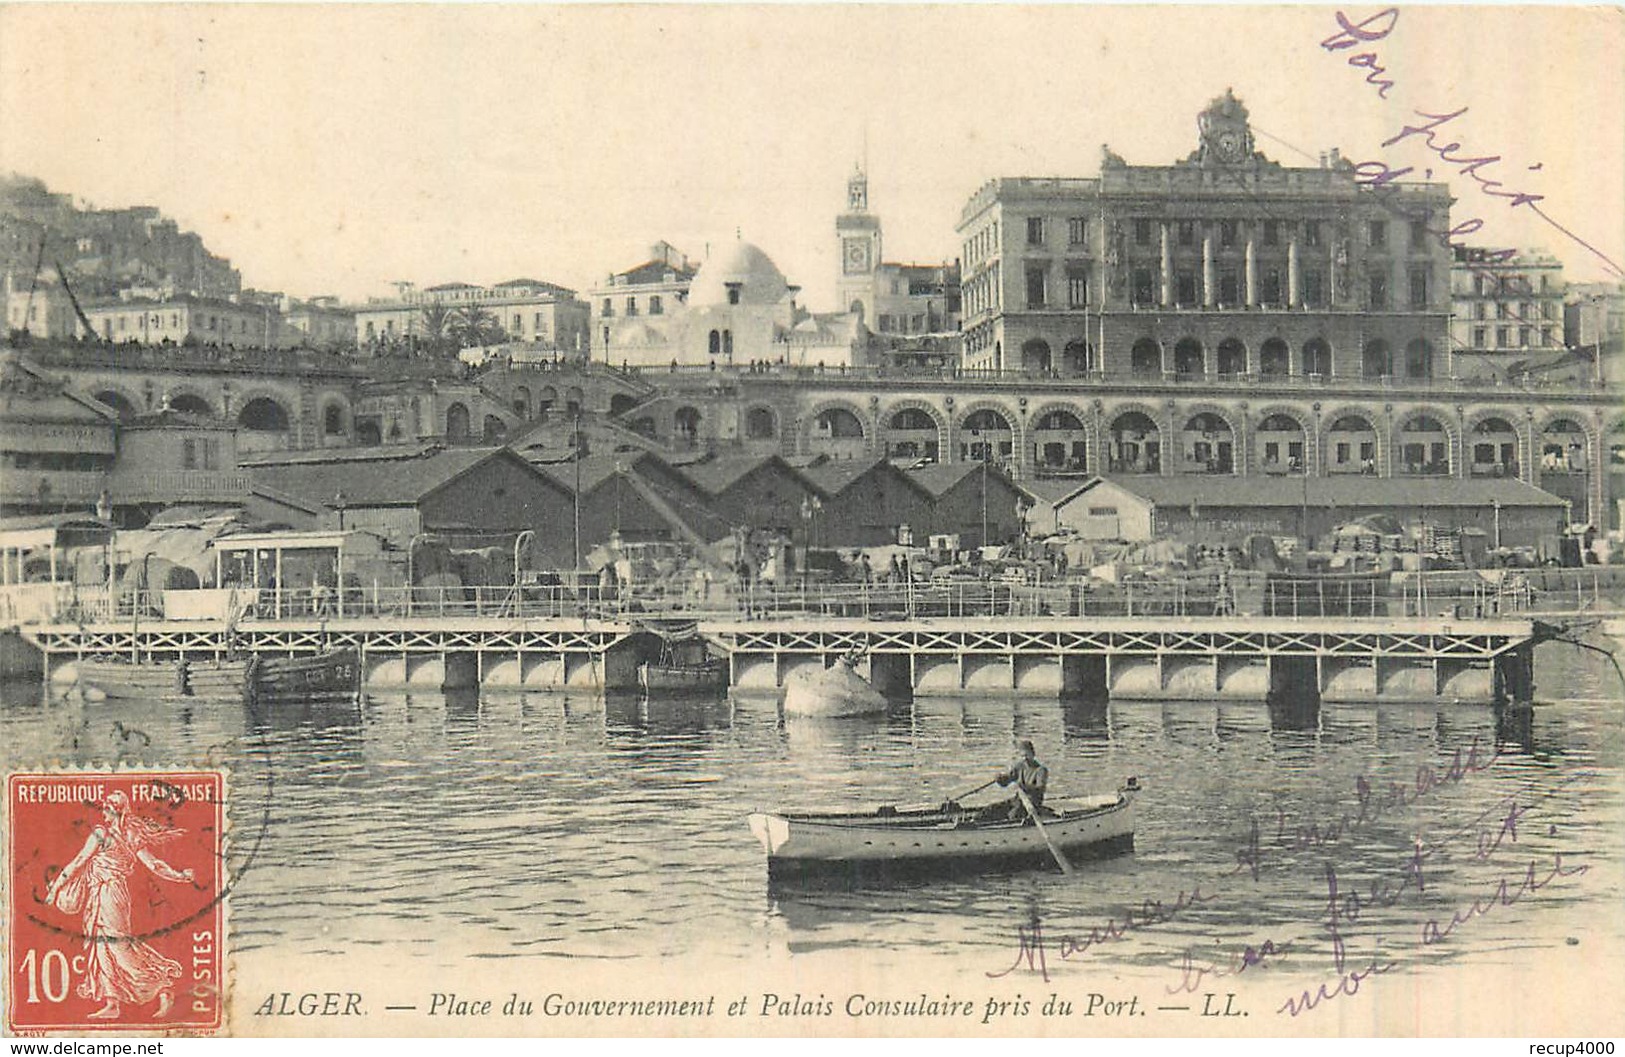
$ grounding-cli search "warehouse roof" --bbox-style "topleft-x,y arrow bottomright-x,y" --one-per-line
1100,475 -> 1567,508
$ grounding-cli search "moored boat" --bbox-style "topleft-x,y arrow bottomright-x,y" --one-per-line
782,654 -> 886,718
749,778 -> 1140,883
638,658 -> 728,694
72,648 -> 359,703
250,648 -> 360,703
72,658 -> 190,699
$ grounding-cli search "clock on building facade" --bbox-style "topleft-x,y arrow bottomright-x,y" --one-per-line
843,237 -> 873,276
1198,88 -> 1254,166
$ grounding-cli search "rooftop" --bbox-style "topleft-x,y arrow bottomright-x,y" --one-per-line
1100,475 -> 1568,509
247,447 -> 519,507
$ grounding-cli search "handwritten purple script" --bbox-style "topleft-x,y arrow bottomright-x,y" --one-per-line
1321,6 -> 1624,280
987,887 -> 1217,984
988,738 -> 1594,1019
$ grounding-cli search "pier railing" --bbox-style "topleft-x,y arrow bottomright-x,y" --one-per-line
53,572 -> 1545,626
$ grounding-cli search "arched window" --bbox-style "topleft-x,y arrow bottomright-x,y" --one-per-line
445,403 -> 471,444
1130,338 -> 1161,377
1260,338 -> 1290,377
1395,415 -> 1449,475
1033,409 -> 1087,472
512,385 -> 532,419
1257,413 -> 1307,474
960,408 -> 1013,462
746,407 -> 777,439
170,393 -> 214,417
1216,338 -> 1247,376
238,397 -> 288,431
94,391 -> 137,422
1302,338 -> 1332,376
1063,340 -> 1094,375
323,403 -> 346,436
1361,340 -> 1391,379
1404,338 -> 1434,380
1470,417 -> 1519,477
482,415 -> 507,444
1108,411 -> 1161,474
1181,413 -> 1234,474
814,408 -> 864,438
708,330 -> 721,356
1173,338 -> 1205,377
1020,338 -> 1052,372
1327,414 -> 1378,474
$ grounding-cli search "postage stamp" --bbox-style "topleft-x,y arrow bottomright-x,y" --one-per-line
5,770 -> 226,1035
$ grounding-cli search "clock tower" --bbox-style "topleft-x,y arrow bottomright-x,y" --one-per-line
1196,87 -> 1255,167
835,163 -> 882,324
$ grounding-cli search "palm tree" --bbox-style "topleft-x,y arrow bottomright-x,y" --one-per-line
448,305 -> 507,348
419,301 -> 455,353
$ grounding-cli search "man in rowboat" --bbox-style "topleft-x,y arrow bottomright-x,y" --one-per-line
981,740 -> 1049,823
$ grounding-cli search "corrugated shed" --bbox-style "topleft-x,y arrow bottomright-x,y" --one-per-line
1102,475 -> 1567,508
249,448 -> 509,507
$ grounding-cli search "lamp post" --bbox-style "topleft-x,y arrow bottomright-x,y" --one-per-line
572,410 -> 583,577
513,529 -> 534,601
799,495 -> 814,593
333,490 -> 348,532
406,532 -> 432,614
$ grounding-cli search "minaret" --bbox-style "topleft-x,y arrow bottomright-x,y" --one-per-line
835,162 -> 881,323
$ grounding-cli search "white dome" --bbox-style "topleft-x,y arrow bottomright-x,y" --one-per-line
687,241 -> 790,308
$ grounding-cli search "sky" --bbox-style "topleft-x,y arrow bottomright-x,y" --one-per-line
1,5 -> 1620,310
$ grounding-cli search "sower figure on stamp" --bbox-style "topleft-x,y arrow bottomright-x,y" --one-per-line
43,790 -> 193,1019
981,740 -> 1050,824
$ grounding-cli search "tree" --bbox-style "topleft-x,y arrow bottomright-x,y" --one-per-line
419,301 -> 455,350
448,305 -> 507,348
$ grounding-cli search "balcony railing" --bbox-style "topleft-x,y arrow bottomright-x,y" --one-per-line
623,361 -> 1620,396
24,572 -> 1545,628
108,471 -> 255,503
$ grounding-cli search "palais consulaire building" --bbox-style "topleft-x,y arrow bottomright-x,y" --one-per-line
681,89 -> 1609,525
512,91 -> 1620,534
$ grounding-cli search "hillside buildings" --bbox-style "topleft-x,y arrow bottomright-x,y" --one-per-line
352,278 -> 589,354
1449,247 -> 1566,381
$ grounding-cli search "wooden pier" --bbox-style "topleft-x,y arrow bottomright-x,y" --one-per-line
20,604 -> 1542,706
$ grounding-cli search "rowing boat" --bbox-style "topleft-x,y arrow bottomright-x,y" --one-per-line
749,778 -> 1140,882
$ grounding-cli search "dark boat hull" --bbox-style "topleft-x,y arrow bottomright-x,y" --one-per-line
638,661 -> 727,694
252,648 -> 360,703
766,832 -> 1134,887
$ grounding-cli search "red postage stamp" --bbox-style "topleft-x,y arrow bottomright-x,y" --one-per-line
5,770 -> 226,1035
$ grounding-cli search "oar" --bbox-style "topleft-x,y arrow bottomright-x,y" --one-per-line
950,777 -> 999,801
1016,786 -> 1074,875
882,777 -> 1001,817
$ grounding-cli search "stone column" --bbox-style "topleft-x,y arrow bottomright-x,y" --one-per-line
1159,224 -> 1173,307
1161,401 -> 1177,477
1288,238 -> 1301,307
1202,231 -> 1217,307
1519,410 -> 1536,485
1236,402 -> 1249,478
1244,232 -> 1258,308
